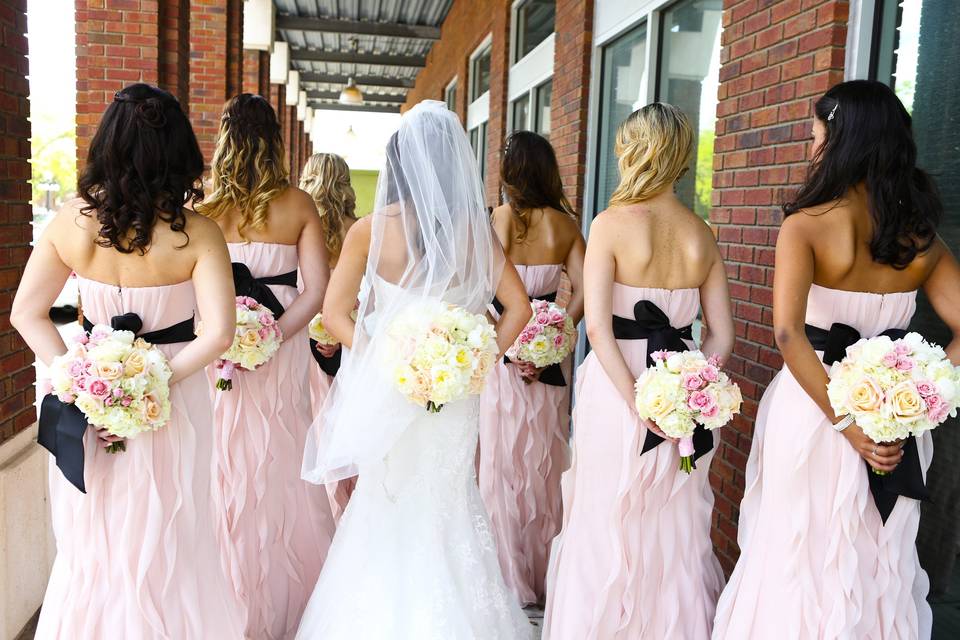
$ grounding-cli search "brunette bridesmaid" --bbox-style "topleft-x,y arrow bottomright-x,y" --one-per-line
13,84 -> 245,638
478,131 -> 585,607
543,103 -> 734,639
712,81 -> 960,640
198,94 -> 336,639
299,152 -> 358,521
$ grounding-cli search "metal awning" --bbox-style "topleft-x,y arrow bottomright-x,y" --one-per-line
273,0 -> 453,114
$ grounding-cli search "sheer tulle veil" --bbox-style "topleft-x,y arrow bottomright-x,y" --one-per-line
302,100 -> 505,483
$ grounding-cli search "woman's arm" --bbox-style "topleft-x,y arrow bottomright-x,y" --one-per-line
493,257 -> 532,357
322,217 -> 369,349
277,191 -> 330,337
773,216 -> 902,472
166,219 -> 236,385
10,218 -> 72,365
563,230 -> 587,325
698,242 -> 734,364
922,237 -> 960,365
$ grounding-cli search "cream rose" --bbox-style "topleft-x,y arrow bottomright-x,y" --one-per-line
96,361 -> 124,381
141,393 -> 163,424
848,376 -> 883,413
889,380 -> 924,422
239,329 -> 261,348
123,350 -> 147,376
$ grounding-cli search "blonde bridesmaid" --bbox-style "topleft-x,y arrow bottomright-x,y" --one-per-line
14,84 -> 244,638
299,152 -> 358,521
544,103 -> 734,639
478,131 -> 585,607
713,81 -> 960,640
198,94 -> 335,640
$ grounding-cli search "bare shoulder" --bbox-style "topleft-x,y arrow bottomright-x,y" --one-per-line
776,209 -> 818,247
345,213 -> 372,241
491,204 -> 512,224
182,210 -> 227,244
276,186 -> 318,218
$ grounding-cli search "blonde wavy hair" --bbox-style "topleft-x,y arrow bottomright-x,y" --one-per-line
299,153 -> 357,260
197,94 -> 289,237
609,103 -> 693,207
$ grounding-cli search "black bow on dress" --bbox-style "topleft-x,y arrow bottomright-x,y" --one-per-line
231,262 -> 297,319
492,291 -> 567,387
805,322 -> 929,524
613,300 -> 713,466
40,311 -> 195,493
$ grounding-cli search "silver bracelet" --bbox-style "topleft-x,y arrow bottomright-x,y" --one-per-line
832,414 -> 855,432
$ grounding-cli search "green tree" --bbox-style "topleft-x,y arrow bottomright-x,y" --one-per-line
694,129 -> 715,220
31,112 -> 76,210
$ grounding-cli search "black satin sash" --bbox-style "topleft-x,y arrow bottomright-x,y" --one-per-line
40,311 -> 196,494
805,322 -> 929,524
231,262 -> 297,319
613,300 -> 713,466
310,339 -> 342,377
492,291 -> 567,387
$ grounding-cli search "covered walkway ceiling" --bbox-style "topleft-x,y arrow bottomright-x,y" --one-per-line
274,0 -> 454,114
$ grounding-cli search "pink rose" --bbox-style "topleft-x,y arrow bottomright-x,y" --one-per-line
651,350 -> 670,362
121,397 -> 132,407
682,372 -> 704,391
925,393 -> 944,412
895,357 -> 915,372
553,334 -> 565,348
894,343 -> 911,356
548,310 -> 565,326
700,403 -> 720,419
707,354 -> 722,367
38,378 -> 53,396
882,351 -> 900,368
112,387 -> 124,399
86,378 -> 111,400
688,390 -> 718,414
258,327 -> 272,340
701,365 -> 720,383
67,359 -> 86,378
928,403 -> 950,424
916,380 -> 937,398
536,312 -> 550,325
519,331 -> 533,345
259,313 -> 275,326
72,333 -> 89,345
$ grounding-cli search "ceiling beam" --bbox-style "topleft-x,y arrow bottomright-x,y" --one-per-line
310,102 -> 402,114
298,72 -> 414,89
307,90 -> 406,104
291,48 -> 426,68
276,15 -> 441,40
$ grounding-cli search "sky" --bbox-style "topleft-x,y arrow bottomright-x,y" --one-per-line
27,0 -> 75,131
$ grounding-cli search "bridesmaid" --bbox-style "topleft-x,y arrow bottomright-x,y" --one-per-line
478,131 -> 585,607
543,103 -> 734,639
299,152 -> 358,521
198,94 -> 335,639
12,84 -> 244,638
712,81 -> 960,639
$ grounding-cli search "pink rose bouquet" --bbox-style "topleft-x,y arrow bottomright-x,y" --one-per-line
634,350 -> 742,473
214,296 -> 283,390
505,299 -> 577,369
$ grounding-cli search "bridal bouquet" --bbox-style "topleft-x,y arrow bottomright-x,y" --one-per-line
506,299 -> 577,368
215,296 -> 283,390
308,309 -> 358,346
47,326 -> 173,452
386,301 -> 499,413
634,350 -> 742,473
827,333 -> 959,472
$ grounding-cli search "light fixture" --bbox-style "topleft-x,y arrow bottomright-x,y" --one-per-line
339,78 -> 363,105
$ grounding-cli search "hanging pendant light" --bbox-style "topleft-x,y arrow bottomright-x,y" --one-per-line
339,78 -> 364,105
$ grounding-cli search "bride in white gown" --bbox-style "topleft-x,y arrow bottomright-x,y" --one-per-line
298,100 -> 535,639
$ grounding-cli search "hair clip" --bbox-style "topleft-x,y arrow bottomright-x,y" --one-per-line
827,102 -> 839,122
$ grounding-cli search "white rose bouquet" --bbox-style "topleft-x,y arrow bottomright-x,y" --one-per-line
634,350 -> 742,473
215,295 -> 283,390
386,301 -> 499,413
827,332 -> 959,474
47,325 -> 173,452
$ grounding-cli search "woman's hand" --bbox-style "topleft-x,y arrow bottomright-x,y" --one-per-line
840,422 -> 904,473
93,425 -> 125,449
641,417 -> 677,443
514,361 -> 543,384
316,342 -> 340,358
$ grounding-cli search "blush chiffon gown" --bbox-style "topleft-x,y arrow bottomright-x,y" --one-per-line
478,263 -> 571,606
211,242 -> 336,639
37,277 -> 245,639
543,285 -> 724,640
711,284 -> 932,640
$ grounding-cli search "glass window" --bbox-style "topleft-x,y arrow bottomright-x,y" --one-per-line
445,80 -> 457,113
534,79 -> 552,138
595,23 -> 647,215
657,0 -> 723,219
511,94 -> 530,132
469,121 -> 489,182
872,6 -> 960,632
471,44 -> 492,101
515,0 -> 555,61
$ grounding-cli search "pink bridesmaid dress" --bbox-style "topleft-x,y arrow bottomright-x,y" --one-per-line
37,278 -> 245,639
712,284 -> 932,640
308,359 -> 355,522
543,285 -> 724,640
478,263 -> 571,606
212,242 -> 336,640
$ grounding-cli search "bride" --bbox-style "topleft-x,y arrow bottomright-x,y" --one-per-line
297,101 -> 535,638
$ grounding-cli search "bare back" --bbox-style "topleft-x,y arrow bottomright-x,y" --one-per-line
210,186 -> 317,246
598,196 -> 718,290
492,205 -> 581,266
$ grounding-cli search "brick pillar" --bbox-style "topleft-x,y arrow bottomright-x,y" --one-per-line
484,1 -> 511,205
0,0 -> 33,444
553,0 -> 595,214
242,50 -> 269,96
189,0 -> 244,163
159,0 -> 190,105
709,0 -> 849,574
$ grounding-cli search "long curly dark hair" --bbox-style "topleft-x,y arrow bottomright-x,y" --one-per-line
500,131 -> 576,241
77,83 -> 204,254
783,80 -> 941,269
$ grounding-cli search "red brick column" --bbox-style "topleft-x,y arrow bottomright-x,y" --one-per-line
552,0 -> 595,214
242,50 -> 270,96
484,1 -> 511,205
709,0 -> 849,573
160,0 -> 190,105
0,0 -> 33,444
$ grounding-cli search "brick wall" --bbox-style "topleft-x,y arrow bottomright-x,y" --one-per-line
0,0 -> 32,445
708,0 -> 849,573
159,0 -> 190,106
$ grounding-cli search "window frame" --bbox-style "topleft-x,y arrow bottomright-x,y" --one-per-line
444,76 -> 458,114
511,0 -> 557,64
